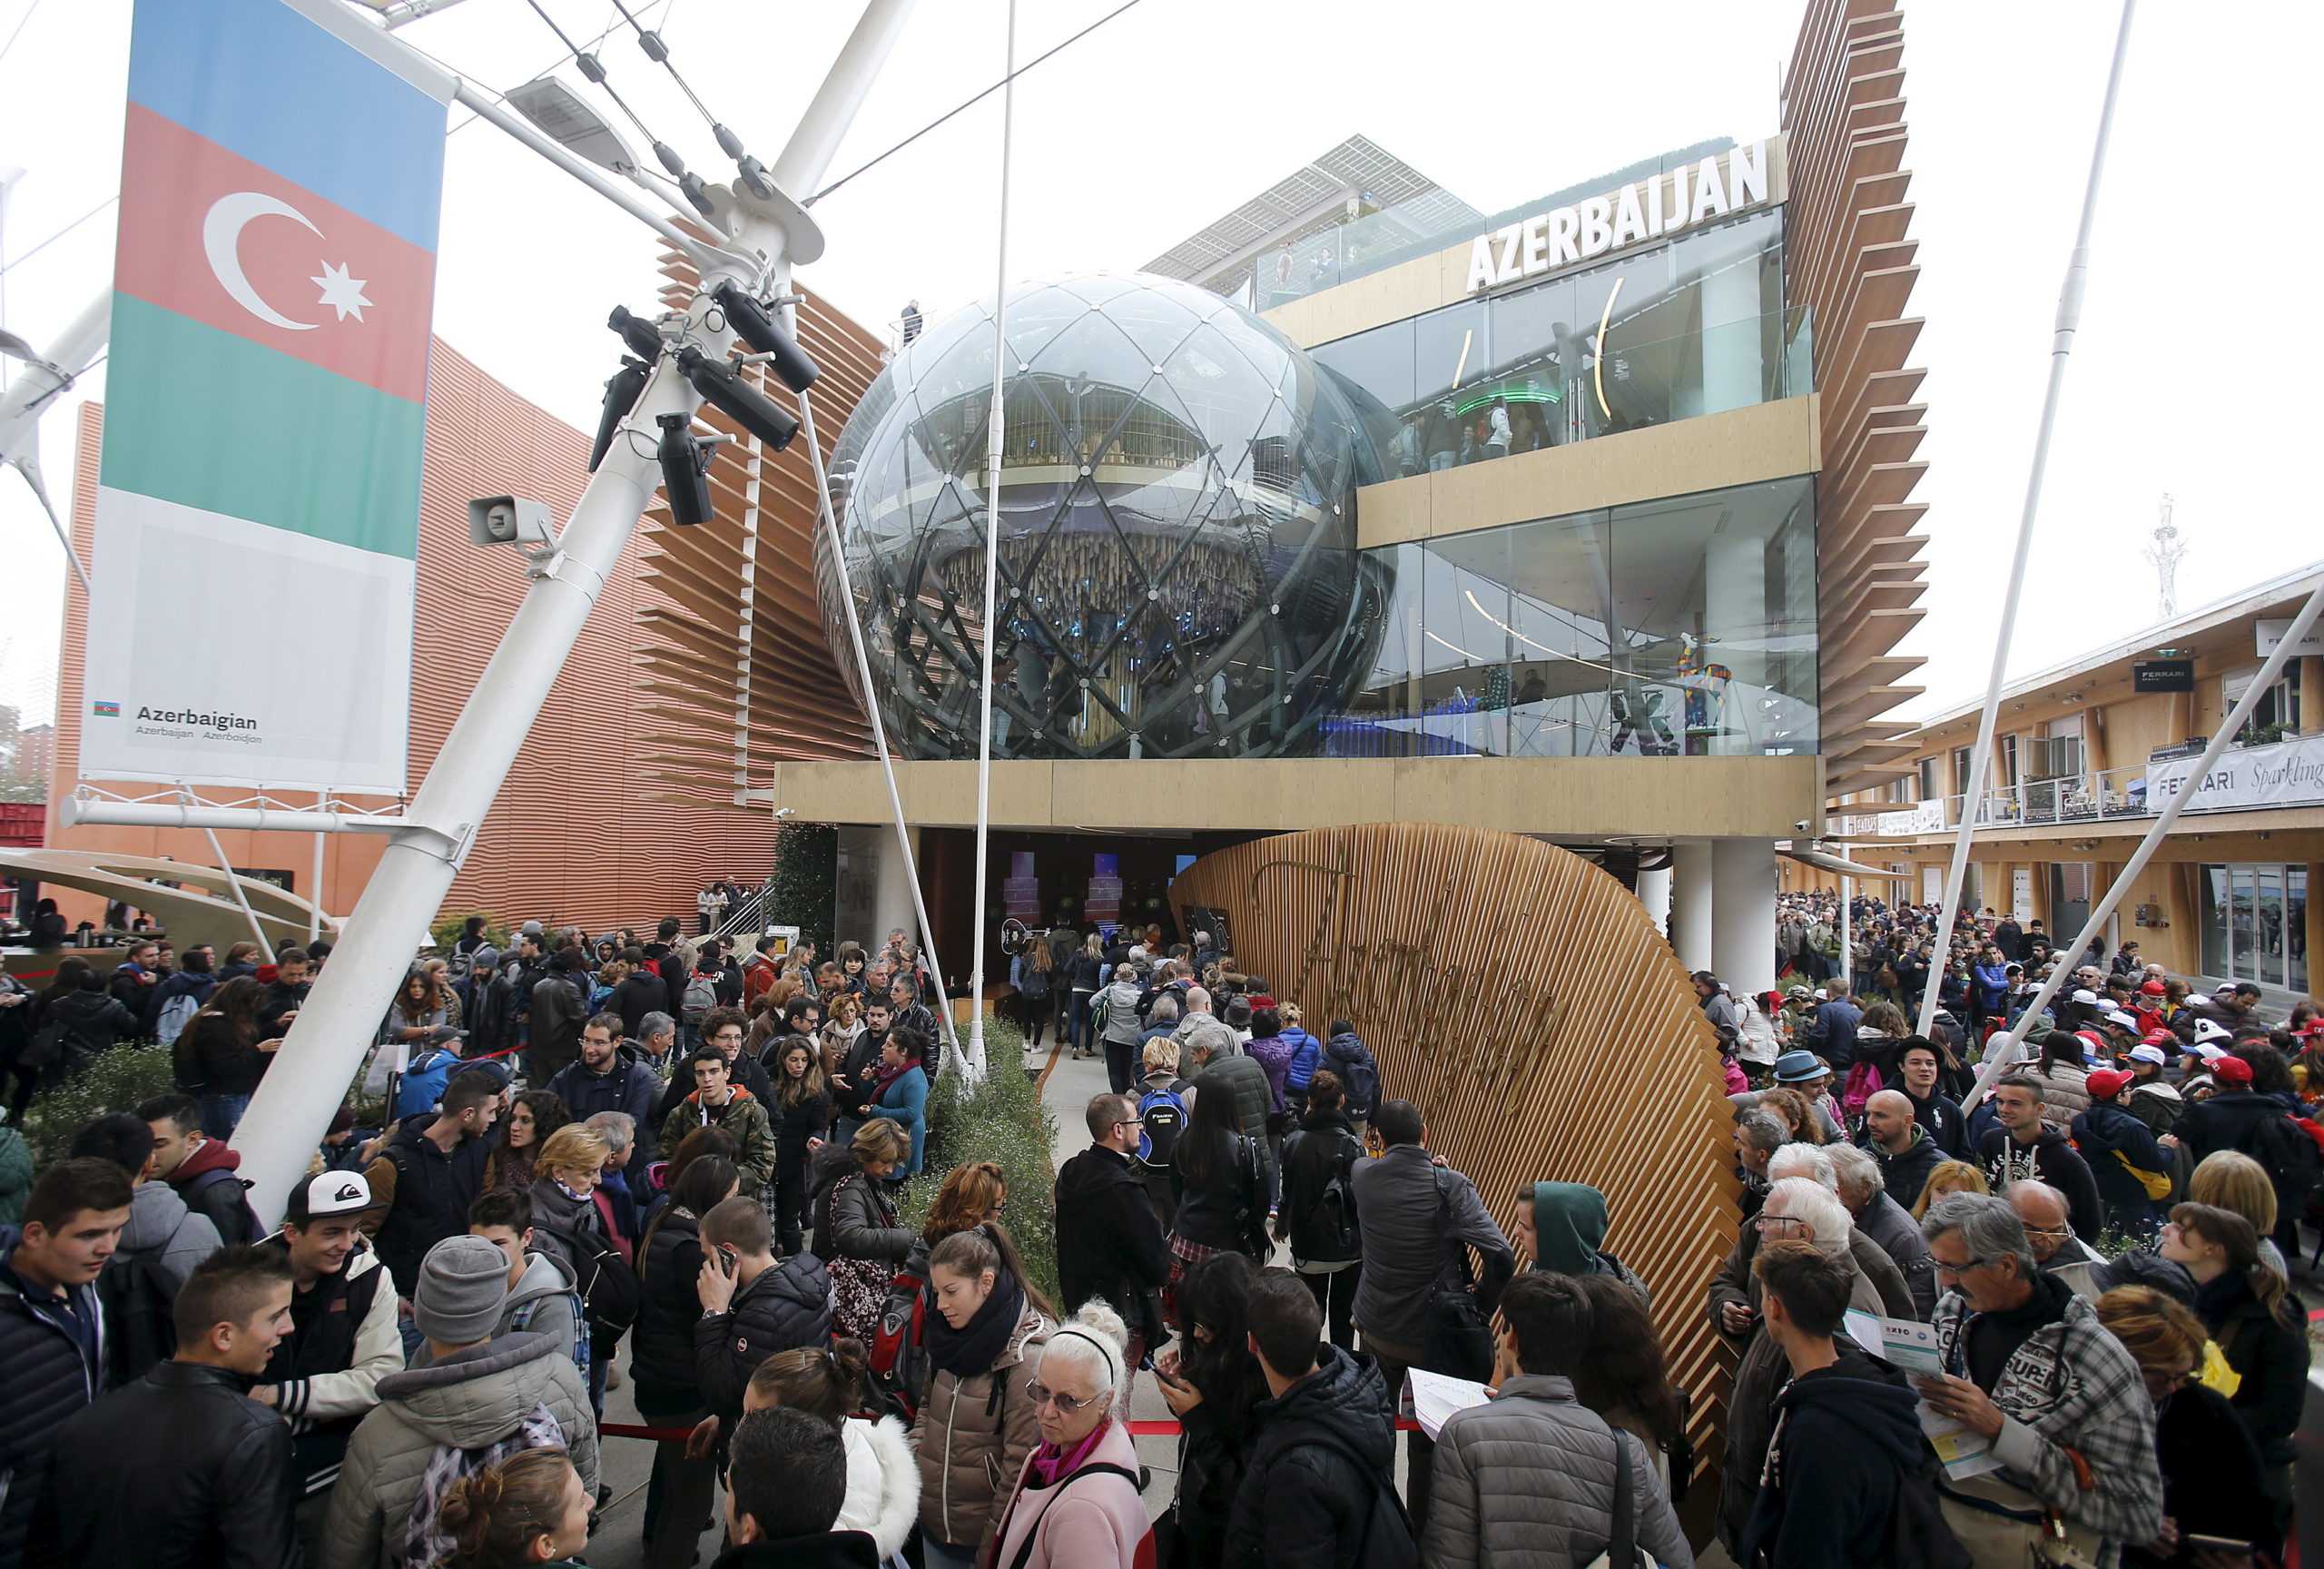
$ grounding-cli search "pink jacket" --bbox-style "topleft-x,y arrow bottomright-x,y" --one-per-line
987,1417 -> 1153,1569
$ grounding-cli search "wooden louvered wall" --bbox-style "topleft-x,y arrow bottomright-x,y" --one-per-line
1782,0 -> 1934,799
630,253 -> 885,804
1168,824 -> 1741,1462
45,341 -> 795,934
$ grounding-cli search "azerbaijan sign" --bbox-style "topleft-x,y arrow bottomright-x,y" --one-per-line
82,0 -> 450,794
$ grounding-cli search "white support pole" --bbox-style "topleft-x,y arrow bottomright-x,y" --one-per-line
1838,875 -> 1852,994
225,2 -> 921,1227
1917,0 -> 2138,1039
310,797 -> 329,944
186,794 -> 272,954
1,289 -> 110,595
1967,577 -> 2324,1103
794,382 -> 961,1073
967,0 -> 1018,1085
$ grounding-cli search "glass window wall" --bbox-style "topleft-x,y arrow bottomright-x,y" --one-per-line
1322,475 -> 1817,758
2201,863 -> 2309,992
1313,209 -> 1804,475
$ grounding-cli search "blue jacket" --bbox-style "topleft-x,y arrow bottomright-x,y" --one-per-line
1279,1027 -> 1322,1091
547,1053 -> 665,1168
2072,1101 -> 2168,1216
867,1065 -> 928,1177
0,1229 -> 110,1569
1972,964 -> 2010,1008
1805,999 -> 1863,1067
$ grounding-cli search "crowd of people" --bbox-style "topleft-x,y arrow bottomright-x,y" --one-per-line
0,892 -> 2317,1569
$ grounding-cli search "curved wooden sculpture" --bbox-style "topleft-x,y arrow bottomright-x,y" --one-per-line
1169,823 -> 1740,1465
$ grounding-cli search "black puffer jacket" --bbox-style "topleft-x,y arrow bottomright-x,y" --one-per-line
693,1252 -> 833,1422
807,1144 -> 912,1264
0,1230 -> 109,1568
1278,1108 -> 1364,1265
33,982 -> 140,1061
632,1204 -> 709,1398
190,1012 -> 274,1096
1220,1343 -> 1395,1569
26,1359 -> 299,1568
2195,1268 -> 2309,1467
1053,1144 -> 1169,1331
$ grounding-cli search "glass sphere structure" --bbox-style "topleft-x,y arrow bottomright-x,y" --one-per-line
816,272 -> 1386,761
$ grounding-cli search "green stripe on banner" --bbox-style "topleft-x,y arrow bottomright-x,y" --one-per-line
101,293 -> 425,558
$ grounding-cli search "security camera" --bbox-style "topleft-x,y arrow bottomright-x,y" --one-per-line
773,805 -> 797,820
1794,819 -> 1813,833
468,497 -> 556,548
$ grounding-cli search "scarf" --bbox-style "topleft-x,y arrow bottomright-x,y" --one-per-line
923,1264 -> 1025,1378
868,1057 -> 912,1105
1529,1182 -> 1610,1277
1027,1418 -> 1112,1487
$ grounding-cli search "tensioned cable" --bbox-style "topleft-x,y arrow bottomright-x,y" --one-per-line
441,0 -> 675,135
604,0 -> 723,131
808,0 -> 1144,206
518,0 -> 668,146
0,0 -> 44,71
0,194 -> 115,278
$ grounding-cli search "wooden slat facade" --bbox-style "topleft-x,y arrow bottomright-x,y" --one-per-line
1167,824 -> 1741,1469
1783,0 -> 1933,798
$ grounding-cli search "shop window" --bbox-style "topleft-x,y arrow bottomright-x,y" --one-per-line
2201,863 -> 2308,992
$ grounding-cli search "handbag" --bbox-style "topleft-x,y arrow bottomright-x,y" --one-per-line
2112,1150 -> 2174,1201
1581,1427 -> 1642,1569
1423,1171 -> 1494,1382
1936,1469 -> 2103,1568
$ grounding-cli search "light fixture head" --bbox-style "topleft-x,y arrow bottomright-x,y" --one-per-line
677,346 -> 799,451
656,413 -> 715,527
506,78 -> 637,175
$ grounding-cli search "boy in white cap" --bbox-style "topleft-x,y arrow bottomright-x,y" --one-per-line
254,1170 -> 406,1555
2121,1038 -> 2182,1137
320,1234 -> 596,1569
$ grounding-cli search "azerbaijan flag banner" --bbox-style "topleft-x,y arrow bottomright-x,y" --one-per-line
81,0 -> 451,794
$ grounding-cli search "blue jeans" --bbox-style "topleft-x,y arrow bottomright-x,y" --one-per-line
201,1092 -> 251,1140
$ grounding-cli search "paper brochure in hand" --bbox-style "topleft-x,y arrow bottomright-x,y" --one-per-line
1403,1367 -> 1492,1439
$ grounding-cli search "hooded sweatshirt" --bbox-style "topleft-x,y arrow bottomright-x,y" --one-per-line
165,1137 -> 259,1245
1526,1181 -> 1650,1307
1977,1123 -> 2105,1241
1738,1346 -> 1921,1568
2070,1100 -> 2169,1214
320,1331 -> 597,1569
118,1179 -> 222,1294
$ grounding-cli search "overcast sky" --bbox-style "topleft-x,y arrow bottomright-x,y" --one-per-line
2,0 -> 2318,749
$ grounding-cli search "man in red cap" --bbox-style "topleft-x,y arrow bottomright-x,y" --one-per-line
2068,1068 -> 2170,1237
2169,1053 -> 2323,1259
2131,981 -> 2169,1037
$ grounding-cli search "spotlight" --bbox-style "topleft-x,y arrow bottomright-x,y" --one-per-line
589,356 -> 653,473
711,281 -> 818,391
608,305 -> 665,360
677,347 -> 799,451
656,413 -> 715,527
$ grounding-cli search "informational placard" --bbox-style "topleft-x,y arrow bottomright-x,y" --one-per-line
79,0 -> 450,793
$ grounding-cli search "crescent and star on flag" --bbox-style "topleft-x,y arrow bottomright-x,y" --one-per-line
201,190 -> 374,331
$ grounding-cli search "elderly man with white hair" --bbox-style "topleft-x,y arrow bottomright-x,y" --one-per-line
2004,1179 -> 2106,1299
1720,1144 -> 1915,1325
1711,1173 -> 1902,1555
1828,1142 -> 1935,1317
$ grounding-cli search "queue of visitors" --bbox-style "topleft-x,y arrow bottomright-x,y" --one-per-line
0,890 -> 2317,1569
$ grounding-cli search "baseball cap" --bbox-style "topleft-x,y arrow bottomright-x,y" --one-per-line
2101,1010 -> 2140,1031
1774,1050 -> 1827,1082
2085,1068 -> 2132,1101
2138,980 -> 2166,996
2139,1029 -> 2175,1047
2191,1043 -> 2230,1062
1786,984 -> 1813,1001
2070,989 -> 2100,1005
285,1169 -> 373,1224
2192,1020 -> 2233,1044
2128,1043 -> 2168,1066
424,1024 -> 468,1047
2211,1055 -> 2253,1085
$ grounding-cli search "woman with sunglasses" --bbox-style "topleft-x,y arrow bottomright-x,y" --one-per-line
912,1229 -> 1058,1569
990,1300 -> 1149,1569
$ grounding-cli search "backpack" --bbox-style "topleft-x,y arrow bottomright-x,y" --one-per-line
1324,1034 -> 1379,1113
182,1165 -> 261,1244
1018,962 -> 1050,1002
1298,1434 -> 1419,1569
1886,1443 -> 1974,1569
1841,1061 -> 1884,1119
680,972 -> 719,1027
169,1014 -> 207,1090
1286,1130 -> 1360,1258
537,1222 -> 640,1333
399,1402 -> 566,1569
1137,1081 -> 1188,1167
153,991 -> 202,1053
1090,988 -> 1112,1038
2233,1108 -> 2324,1217
867,1267 -> 931,1421
393,1047 -> 463,1120
23,1012 -> 69,1069
97,1250 -> 180,1384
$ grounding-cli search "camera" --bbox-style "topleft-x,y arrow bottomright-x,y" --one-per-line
468,497 -> 556,548
1794,819 -> 1813,833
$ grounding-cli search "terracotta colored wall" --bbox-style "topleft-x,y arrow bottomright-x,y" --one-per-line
44,338 -> 787,934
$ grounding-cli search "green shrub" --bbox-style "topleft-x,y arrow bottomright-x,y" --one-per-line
19,1045 -> 178,1166
901,1017 -> 1060,1308
768,823 -> 837,952
431,912 -> 509,952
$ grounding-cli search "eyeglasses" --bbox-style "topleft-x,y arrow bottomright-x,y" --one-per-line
1114,1118 -> 1144,1130
1026,1382 -> 1100,1415
1754,1214 -> 1808,1235
1930,1252 -> 1989,1277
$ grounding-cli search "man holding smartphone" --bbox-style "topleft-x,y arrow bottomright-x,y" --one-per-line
686,1197 -> 831,1447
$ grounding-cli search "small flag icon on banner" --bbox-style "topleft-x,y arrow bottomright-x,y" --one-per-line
94,702 -> 121,717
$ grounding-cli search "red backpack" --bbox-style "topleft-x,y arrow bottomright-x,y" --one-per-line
866,1264 -> 931,1420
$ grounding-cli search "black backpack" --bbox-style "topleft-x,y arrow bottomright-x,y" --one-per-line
1285,1130 -> 1360,1258
2234,1109 -> 2324,1218
1893,1448 -> 1974,1569
537,1221 -> 641,1333
99,1250 -> 181,1384
1301,1434 -> 1419,1569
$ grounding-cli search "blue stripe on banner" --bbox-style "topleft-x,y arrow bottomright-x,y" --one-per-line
125,0 -> 447,252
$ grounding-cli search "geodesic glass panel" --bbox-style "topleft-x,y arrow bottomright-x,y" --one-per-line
817,272 -> 1389,760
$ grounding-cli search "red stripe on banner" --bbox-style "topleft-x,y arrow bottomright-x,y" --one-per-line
114,103 -> 436,404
